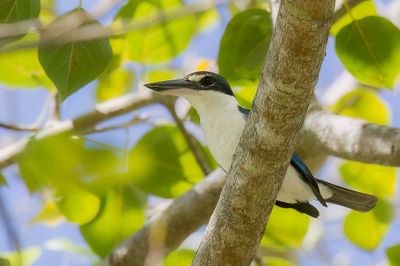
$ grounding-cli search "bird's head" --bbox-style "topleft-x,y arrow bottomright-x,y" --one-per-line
144,71 -> 234,99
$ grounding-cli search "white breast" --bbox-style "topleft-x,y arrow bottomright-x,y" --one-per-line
183,91 -> 331,203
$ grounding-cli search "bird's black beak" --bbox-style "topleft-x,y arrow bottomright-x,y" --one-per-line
144,78 -> 197,92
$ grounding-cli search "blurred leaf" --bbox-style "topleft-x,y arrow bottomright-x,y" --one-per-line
57,185 -> 101,225
331,88 -> 390,125
39,0 -> 56,23
196,8 -> 219,30
147,69 -> 179,82
262,206 -> 310,248
18,134 -> 119,192
344,200 -> 394,250
128,125 -> 214,198
263,257 -> 296,266
331,0 -> 377,35
218,9 -> 272,84
0,257 -> 10,266
188,107 -> 200,124
235,85 -> 257,109
38,9 -> 112,99
340,161 -> 396,198
31,200 -> 64,226
0,0 -> 40,47
0,173 -> 6,186
163,249 -> 195,266
335,16 -> 400,89
125,0 -> 196,64
80,186 -> 146,257
0,34 -> 54,89
386,243 -> 400,266
97,68 -> 134,101
0,247 -> 41,266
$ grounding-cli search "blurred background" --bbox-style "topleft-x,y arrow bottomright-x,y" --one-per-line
0,0 -> 399,265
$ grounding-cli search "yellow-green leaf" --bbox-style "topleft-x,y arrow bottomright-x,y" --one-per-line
163,249 -> 195,266
0,0 -> 40,47
340,161 -> 396,198
38,9 -> 112,99
262,206 -> 310,247
344,200 -> 394,250
218,9 -> 272,84
96,68 -> 134,101
0,173 -> 6,186
128,125 -> 215,198
335,16 -> 400,89
387,243 -> 400,266
331,0 -> 377,36
80,187 -> 145,257
125,0 -> 196,64
31,200 -> 64,226
331,88 -> 390,125
0,34 -> 54,89
57,185 -> 101,225
0,247 -> 41,266
235,85 -> 257,109
263,257 -> 296,266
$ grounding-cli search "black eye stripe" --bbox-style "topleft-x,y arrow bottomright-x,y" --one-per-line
201,76 -> 215,86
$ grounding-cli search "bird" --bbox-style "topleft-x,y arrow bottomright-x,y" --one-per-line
144,71 -> 378,218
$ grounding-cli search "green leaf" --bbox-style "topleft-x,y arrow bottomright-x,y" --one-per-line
0,247 -> 41,266
38,9 -> 113,99
344,200 -> 394,250
0,0 -> 40,47
0,173 -> 6,186
262,206 -> 310,247
128,125 -> 215,198
263,257 -> 296,266
163,249 -> 195,266
235,85 -> 257,109
0,257 -> 10,266
57,185 -> 101,225
0,34 -> 54,89
331,0 -> 377,36
340,161 -> 396,198
335,16 -> 400,89
218,9 -> 272,84
331,88 -> 390,125
124,0 -> 196,64
387,243 -> 400,266
31,200 -> 64,226
96,68 -> 134,101
80,186 -> 146,257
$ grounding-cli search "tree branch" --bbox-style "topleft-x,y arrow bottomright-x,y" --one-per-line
193,0 -> 335,265
0,122 -> 40,132
0,90 -> 158,169
102,168 -> 226,266
300,108 -> 400,166
166,103 -> 212,175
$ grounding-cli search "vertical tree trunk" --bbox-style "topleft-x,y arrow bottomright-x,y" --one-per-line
192,0 -> 335,265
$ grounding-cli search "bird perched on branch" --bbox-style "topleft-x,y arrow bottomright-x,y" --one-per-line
145,71 -> 377,218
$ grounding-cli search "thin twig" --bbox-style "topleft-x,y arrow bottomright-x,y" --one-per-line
166,102 -> 212,175
51,92 -> 61,122
0,122 -> 40,132
0,0 -> 229,53
91,116 -> 147,133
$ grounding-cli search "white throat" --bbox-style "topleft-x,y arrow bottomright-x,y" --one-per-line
183,91 -> 247,171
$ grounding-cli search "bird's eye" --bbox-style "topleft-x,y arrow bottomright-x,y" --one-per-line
201,76 -> 215,86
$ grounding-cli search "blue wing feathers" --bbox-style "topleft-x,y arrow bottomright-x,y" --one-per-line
238,105 -> 327,207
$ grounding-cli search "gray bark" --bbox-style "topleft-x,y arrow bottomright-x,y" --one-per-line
192,0 -> 335,265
